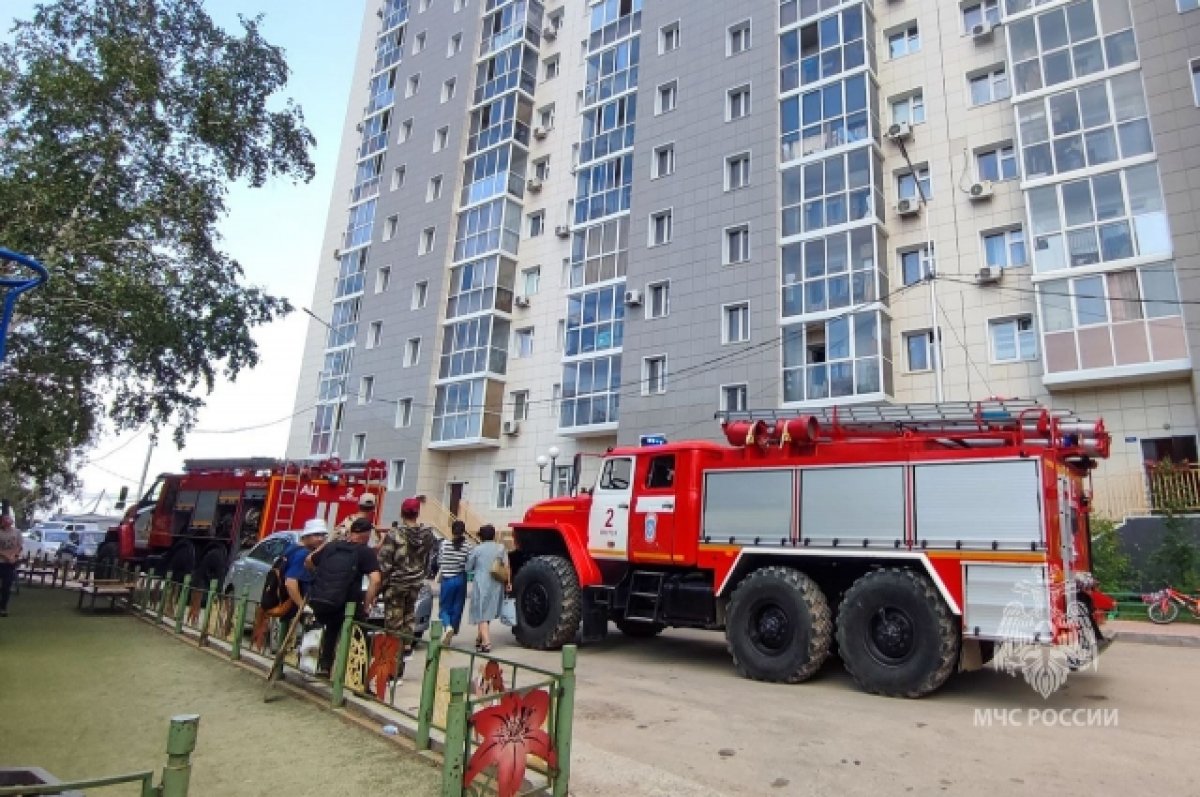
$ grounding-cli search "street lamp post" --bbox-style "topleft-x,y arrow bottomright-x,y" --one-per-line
536,446 -> 561,498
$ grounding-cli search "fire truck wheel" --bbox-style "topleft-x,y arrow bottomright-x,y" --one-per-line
725,566 -> 832,684
614,619 -> 666,638
513,555 -> 582,650
94,542 -> 120,580
159,542 -> 196,584
194,548 -> 227,590
836,568 -> 959,698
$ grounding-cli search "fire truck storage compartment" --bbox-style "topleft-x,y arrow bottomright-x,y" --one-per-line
963,564 -> 1050,639
800,466 -> 904,547
914,460 -> 1042,549
702,470 -> 793,543
189,490 -> 219,533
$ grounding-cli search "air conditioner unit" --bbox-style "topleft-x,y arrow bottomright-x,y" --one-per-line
555,224 -> 571,238
969,180 -> 995,200
624,289 -> 643,307
896,197 -> 920,216
527,177 -> 543,192
502,419 -> 521,436
569,164 -> 579,175
514,295 -> 531,308
542,24 -> 559,40
976,265 -> 1003,284
332,248 -> 342,259
533,126 -> 548,140
972,21 -> 997,41
886,121 -> 913,141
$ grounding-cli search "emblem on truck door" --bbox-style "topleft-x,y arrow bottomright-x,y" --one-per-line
645,513 -> 658,543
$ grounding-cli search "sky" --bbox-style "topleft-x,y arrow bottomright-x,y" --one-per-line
5,1 -> 366,515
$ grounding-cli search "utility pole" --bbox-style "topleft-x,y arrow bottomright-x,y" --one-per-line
136,433 -> 157,502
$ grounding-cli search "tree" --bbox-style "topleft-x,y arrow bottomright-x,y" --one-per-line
1146,460 -> 1200,592
0,0 -> 315,508
1089,515 -> 1136,592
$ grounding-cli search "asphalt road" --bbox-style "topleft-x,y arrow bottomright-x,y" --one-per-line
476,624 -> 1199,796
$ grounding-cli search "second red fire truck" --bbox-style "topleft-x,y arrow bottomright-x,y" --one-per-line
508,400 -> 1114,698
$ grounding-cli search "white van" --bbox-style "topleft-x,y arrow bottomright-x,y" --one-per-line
23,521 -> 107,559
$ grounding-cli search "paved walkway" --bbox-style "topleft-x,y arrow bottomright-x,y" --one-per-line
0,587 -> 441,796
1107,618 -> 1200,646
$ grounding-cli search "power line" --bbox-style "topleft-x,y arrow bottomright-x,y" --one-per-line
190,404 -> 319,434
84,427 -> 147,463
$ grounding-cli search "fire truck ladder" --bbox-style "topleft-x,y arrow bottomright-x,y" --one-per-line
624,571 -> 666,622
272,462 -> 305,533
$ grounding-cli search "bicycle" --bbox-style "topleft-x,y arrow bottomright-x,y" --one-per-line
1141,587 -> 1200,624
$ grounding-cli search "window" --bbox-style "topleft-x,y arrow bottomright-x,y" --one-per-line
434,126 -> 449,152
723,303 -> 750,344
512,390 -> 529,421
721,383 -> 748,412
1192,59 -> 1200,106
1182,0 -> 1200,10
383,215 -> 399,241
538,104 -> 556,130
441,78 -> 456,102
647,281 -> 669,319
653,144 -> 675,178
391,165 -> 406,190
555,318 -> 565,351
891,91 -> 925,125
897,166 -> 931,201
427,175 -> 443,201
779,73 -> 870,162
989,316 -> 1037,362
1008,0 -> 1138,97
888,24 -> 920,59
376,266 -> 392,294
726,152 -> 751,191
404,337 -> 421,367
983,228 -> 1027,268
725,225 -> 750,264
389,459 -> 407,491
367,320 -> 383,349
781,227 -> 882,318
656,80 -> 678,114
419,0 -> 430,11
728,20 -> 751,56
514,327 -> 534,358
533,158 -> 550,180
399,118 -> 414,143
448,33 -> 462,56
968,66 -> 1010,106
414,31 -> 426,54
646,455 -> 676,489
544,55 -> 560,80
727,85 -> 751,120
643,355 -> 668,395
781,149 -> 878,236
528,211 -> 545,238
358,375 -> 375,404
406,73 -> 420,97
395,398 -> 413,428
659,21 -> 680,54
963,0 -> 1001,31
976,144 -> 1019,182
350,433 -> 367,461
412,280 -> 428,309
494,470 -> 515,509
454,0 -> 466,10
650,210 -> 673,246
900,246 -> 934,286
521,267 -> 541,296
779,7 -> 867,92
905,330 -> 934,372
419,227 -> 436,254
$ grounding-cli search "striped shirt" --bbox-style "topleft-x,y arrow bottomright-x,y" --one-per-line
438,538 -> 473,577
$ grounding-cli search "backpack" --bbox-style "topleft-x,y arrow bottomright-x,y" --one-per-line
308,541 -> 361,611
260,547 -> 294,616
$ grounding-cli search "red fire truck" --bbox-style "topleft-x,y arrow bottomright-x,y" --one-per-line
508,400 -> 1115,698
96,457 -> 387,587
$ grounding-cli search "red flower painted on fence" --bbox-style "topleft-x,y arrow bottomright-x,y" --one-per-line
464,688 -> 557,797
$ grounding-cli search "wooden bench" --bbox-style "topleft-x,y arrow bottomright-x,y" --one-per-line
17,563 -> 57,586
75,579 -> 135,612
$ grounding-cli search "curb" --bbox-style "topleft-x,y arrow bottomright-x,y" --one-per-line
1111,630 -> 1200,648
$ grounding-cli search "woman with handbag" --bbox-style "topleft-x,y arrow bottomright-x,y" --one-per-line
465,524 -> 510,653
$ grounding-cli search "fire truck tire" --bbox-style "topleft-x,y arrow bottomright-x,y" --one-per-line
614,619 -> 666,638
836,568 -> 959,698
159,542 -> 196,584
725,566 -> 832,684
94,542 -> 120,580
194,547 -> 227,590
513,555 -> 582,650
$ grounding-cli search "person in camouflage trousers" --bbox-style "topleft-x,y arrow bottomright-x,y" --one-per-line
378,496 -> 437,659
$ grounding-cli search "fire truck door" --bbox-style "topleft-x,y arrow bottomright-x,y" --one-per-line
588,456 -> 635,559
629,453 -> 676,563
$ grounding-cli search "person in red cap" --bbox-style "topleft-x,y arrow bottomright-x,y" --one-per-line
378,496 -> 437,661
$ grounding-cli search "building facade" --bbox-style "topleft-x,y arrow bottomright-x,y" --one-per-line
287,0 -> 1200,525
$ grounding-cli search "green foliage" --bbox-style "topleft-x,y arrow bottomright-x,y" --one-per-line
1146,460 -> 1200,592
1089,515 -> 1136,592
0,0 -> 314,508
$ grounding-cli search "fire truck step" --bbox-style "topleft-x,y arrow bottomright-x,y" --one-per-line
625,571 -> 666,623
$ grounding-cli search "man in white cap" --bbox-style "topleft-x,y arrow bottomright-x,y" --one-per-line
284,518 -> 329,610
333,492 -> 378,544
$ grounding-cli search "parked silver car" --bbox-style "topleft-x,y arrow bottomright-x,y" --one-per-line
223,531 -> 432,637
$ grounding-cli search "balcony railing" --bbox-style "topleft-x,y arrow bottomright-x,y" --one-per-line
1090,464 -> 1200,520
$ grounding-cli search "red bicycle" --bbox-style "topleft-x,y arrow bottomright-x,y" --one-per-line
1141,587 -> 1200,624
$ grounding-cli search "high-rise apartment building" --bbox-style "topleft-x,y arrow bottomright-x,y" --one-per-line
287,0 -> 1200,525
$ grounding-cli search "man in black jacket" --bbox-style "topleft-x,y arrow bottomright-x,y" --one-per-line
307,518 -> 381,677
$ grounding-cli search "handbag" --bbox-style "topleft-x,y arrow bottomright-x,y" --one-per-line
500,597 -> 517,627
489,553 -> 511,583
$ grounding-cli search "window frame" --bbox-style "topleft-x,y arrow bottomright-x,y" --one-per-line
981,227 -> 1028,269
726,83 -> 752,121
350,433 -> 367,461
656,80 -> 678,115
967,64 -> 1010,107
904,329 -> 935,373
389,458 -> 407,491
494,470 -> 516,509
646,280 -> 670,320
376,266 -> 392,294
896,165 -> 932,202
720,382 -> 749,412
976,142 -> 1019,182
367,320 -> 384,350
404,337 -> 422,367
725,151 -> 751,191
358,375 -> 375,404
652,142 -> 676,179
412,280 -> 429,309
658,20 -> 681,54
724,224 -> 751,265
887,23 -> 921,60
649,209 -> 674,247
890,90 -> 926,125
988,314 -> 1039,363
395,397 -> 414,428
727,19 -> 751,57
642,354 -> 669,396
722,301 -> 751,344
